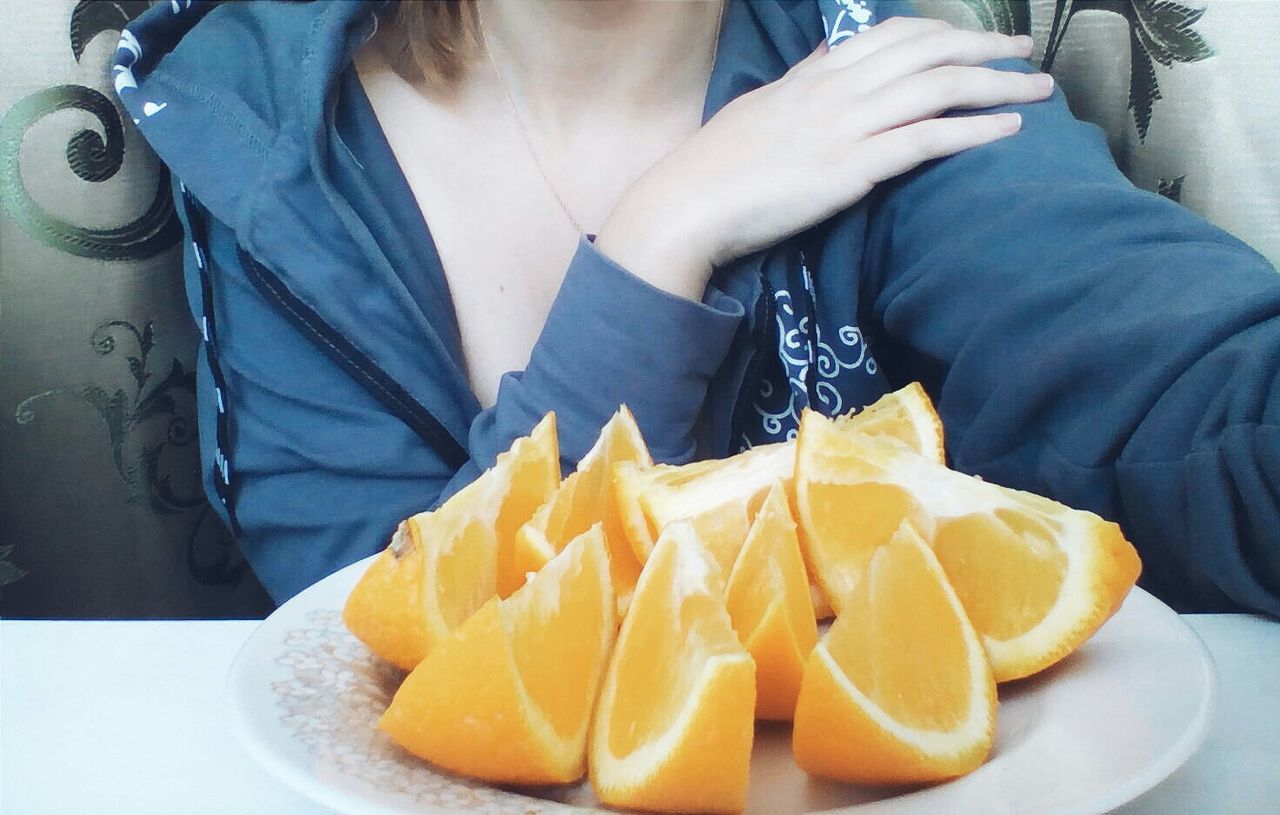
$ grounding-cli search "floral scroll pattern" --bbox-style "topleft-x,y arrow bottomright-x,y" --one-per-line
0,0 -> 180,260
957,0 -> 1215,141
2,1 -> 256,605
743,259 -> 879,451
14,319 -> 250,588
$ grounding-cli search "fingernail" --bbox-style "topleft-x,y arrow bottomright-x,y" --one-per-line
1033,72 -> 1055,92
1013,34 -> 1034,49
1000,112 -> 1022,133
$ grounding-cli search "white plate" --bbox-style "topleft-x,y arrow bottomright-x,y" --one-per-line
228,556 -> 1217,815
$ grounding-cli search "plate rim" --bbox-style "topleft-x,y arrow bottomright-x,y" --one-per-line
227,558 -> 1218,815
225,558 -> 480,815
1034,588 -> 1219,815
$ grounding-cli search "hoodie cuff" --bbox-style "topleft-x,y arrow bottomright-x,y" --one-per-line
475,237 -> 744,466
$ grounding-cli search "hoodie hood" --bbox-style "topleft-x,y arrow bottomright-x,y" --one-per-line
113,0 -> 844,453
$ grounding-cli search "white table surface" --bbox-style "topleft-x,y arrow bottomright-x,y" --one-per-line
1,614 -> 1277,815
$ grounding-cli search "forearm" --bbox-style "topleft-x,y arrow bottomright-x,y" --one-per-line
437,236 -> 744,502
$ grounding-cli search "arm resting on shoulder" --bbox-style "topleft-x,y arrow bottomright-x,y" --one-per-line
862,59 -> 1280,615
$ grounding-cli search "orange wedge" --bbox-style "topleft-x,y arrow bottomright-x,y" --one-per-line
590,522 -> 756,814
513,407 -> 652,615
724,483 -> 818,721
793,409 -> 934,618
788,383 -> 944,614
337,521 -> 429,672
343,414 -> 559,670
494,415 -> 562,598
792,522 -> 995,784
378,525 -> 615,784
614,441 -> 794,570
614,384 -> 941,607
931,486 -> 1141,682
838,381 -> 946,465
794,413 -> 1142,682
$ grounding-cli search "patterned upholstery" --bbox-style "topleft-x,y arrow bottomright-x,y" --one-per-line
918,0 -> 1280,268
0,0 -> 1273,617
0,0 -> 271,617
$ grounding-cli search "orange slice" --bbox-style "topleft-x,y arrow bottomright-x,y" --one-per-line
337,520 -> 429,672
794,414 -> 1142,681
590,522 -> 756,814
838,381 -> 946,465
378,525 -> 615,784
513,407 -> 652,615
614,441 -> 794,570
614,384 -> 941,611
343,414 -> 559,670
792,522 -> 995,784
724,483 -> 818,721
494,414 -> 562,598
793,409 -> 934,618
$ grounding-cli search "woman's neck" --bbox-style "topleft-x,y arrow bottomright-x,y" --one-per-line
476,0 -> 724,120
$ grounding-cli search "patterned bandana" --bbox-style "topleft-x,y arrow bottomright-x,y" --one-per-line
736,0 -> 882,451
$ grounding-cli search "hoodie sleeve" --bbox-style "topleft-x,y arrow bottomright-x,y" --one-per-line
860,59 -> 1280,615
185,202 -> 739,601
437,237 -> 744,500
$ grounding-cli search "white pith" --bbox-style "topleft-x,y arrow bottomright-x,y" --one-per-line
815,535 -> 992,756
499,533 -> 614,766
800,429 -> 1111,661
592,528 -> 749,786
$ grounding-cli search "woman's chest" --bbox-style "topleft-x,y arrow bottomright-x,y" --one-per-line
360,68 -> 681,407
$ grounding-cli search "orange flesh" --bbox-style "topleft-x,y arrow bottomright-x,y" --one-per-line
508,536 -> 611,739
932,509 -> 1068,640
540,475 -> 583,547
726,488 -> 813,649
606,545 -> 733,758
431,517 -> 498,630
826,537 -> 971,730
802,480 -> 924,602
496,463 -> 557,597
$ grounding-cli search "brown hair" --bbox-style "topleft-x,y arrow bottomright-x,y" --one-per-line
380,1 -> 480,88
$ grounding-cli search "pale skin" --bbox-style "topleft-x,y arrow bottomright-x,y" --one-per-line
357,0 -> 1053,409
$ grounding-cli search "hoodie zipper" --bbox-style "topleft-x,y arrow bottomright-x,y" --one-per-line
236,247 -> 469,470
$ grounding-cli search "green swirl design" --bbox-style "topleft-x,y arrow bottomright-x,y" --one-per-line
0,84 -> 180,261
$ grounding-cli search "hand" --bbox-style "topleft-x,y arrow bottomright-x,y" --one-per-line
596,17 -> 1053,300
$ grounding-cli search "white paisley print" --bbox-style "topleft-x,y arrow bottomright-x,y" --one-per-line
821,0 -> 874,46
741,257 -> 877,451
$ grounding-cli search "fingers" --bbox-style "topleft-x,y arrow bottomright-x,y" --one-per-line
856,66 -> 1054,136
846,27 -> 1035,90
783,39 -> 830,79
819,16 -> 954,70
854,112 -> 1023,186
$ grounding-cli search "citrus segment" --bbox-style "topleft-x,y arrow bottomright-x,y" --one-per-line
930,489 -> 1142,681
340,522 -> 429,672
515,407 -> 652,614
378,526 -> 614,785
792,522 -> 995,784
344,414 -> 559,669
614,441 -> 795,568
724,484 -> 818,721
838,382 -> 946,464
494,414 -> 561,598
794,414 -> 1142,681
590,522 -> 755,814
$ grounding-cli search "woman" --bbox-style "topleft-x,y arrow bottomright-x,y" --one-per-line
114,0 -> 1280,615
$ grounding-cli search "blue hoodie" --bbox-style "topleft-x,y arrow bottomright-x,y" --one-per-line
115,0 -> 1280,614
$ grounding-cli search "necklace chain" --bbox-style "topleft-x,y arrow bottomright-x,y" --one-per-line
477,1 -> 725,237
